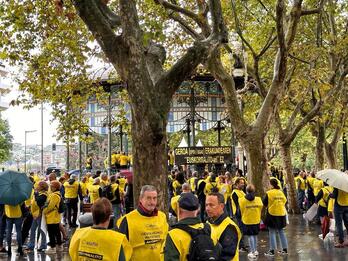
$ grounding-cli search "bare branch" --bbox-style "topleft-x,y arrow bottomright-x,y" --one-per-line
257,33 -> 277,58
168,13 -> 203,40
155,0 -> 200,22
289,53 -> 311,65
301,8 -> 320,16
230,0 -> 257,56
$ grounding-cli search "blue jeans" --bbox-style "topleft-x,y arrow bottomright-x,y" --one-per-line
27,217 -> 47,250
334,205 -> 348,243
268,228 -> 288,250
248,235 -> 258,252
6,218 -> 22,249
297,190 -> 305,210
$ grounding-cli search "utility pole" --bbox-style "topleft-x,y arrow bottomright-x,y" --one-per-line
190,87 -> 196,147
343,133 -> 348,171
107,93 -> 112,176
41,103 -> 44,175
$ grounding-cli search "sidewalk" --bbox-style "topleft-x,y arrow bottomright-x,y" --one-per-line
240,214 -> 348,260
2,214 -> 347,260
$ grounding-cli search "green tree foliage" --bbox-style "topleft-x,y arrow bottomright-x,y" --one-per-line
0,118 -> 13,163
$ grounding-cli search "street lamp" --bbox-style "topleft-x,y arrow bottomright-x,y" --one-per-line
24,130 -> 37,173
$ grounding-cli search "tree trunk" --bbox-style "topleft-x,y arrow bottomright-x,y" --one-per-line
130,97 -> 169,211
315,123 -> 325,171
242,136 -> 269,199
325,142 -> 338,169
280,144 -> 300,214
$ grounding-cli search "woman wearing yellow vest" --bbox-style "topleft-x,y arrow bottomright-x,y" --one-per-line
331,187 -> 348,247
315,183 -> 333,224
43,180 -> 63,254
69,198 -> 132,261
26,181 -> 49,252
239,184 -> 263,259
263,178 -> 288,257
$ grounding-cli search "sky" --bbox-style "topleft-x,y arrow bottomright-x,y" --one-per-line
1,85 -> 60,146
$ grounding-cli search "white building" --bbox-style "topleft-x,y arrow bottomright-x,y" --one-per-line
0,65 -> 10,114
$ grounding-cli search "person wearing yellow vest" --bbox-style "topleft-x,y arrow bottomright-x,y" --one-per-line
331,187 -> 348,247
100,173 -> 110,188
170,183 -> 192,219
263,178 -> 288,257
26,181 -> 49,252
0,204 -> 7,253
315,183 -> 333,223
164,192 -> 218,261
188,171 -> 198,193
109,175 -> 123,221
295,172 -> 307,212
230,177 -> 247,251
63,174 -> 80,228
239,184 -> 263,259
119,152 -> 129,170
306,172 -> 316,207
172,172 -> 185,196
69,198 -> 132,261
5,202 -> 27,256
117,185 -> 168,261
86,154 -> 93,171
223,172 -> 234,217
313,178 -> 324,197
206,192 -> 241,261
89,178 -> 102,204
43,180 -> 63,254
204,174 -> 221,195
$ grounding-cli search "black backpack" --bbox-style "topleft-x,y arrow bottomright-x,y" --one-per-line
210,183 -> 219,193
173,223 -> 220,261
103,185 -> 114,200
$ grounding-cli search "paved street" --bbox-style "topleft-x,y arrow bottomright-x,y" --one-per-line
2,214 -> 348,260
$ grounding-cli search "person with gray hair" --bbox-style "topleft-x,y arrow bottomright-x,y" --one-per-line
117,185 -> 168,261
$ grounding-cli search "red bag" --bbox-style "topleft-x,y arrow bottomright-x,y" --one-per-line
321,215 -> 330,239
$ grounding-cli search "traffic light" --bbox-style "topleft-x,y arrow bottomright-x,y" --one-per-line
52,143 -> 56,151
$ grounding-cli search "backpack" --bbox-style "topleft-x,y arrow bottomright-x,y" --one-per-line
172,223 -> 220,261
57,194 -> 66,214
210,183 -> 219,193
103,184 -> 114,201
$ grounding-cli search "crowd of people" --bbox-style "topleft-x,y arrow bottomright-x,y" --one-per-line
1,164 -> 348,260
0,169 -> 132,257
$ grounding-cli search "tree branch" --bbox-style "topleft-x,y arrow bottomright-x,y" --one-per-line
230,0 -> 257,57
155,0 -> 200,22
95,0 -> 122,28
168,13 -> 203,40
254,0 -> 303,130
157,41 -> 210,98
73,0 -> 126,75
119,0 -> 142,42
209,0 -> 228,43
301,8 -> 320,16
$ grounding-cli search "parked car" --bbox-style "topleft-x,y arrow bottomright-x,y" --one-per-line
46,167 -> 62,177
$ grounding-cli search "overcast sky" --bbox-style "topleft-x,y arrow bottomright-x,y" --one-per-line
2,85 -> 60,146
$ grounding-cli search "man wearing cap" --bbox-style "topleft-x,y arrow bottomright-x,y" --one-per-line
206,192 -> 241,261
63,174 -> 81,228
117,185 -> 168,261
164,192 -> 217,261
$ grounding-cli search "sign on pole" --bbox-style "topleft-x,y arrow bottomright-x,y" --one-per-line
174,146 -> 233,165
